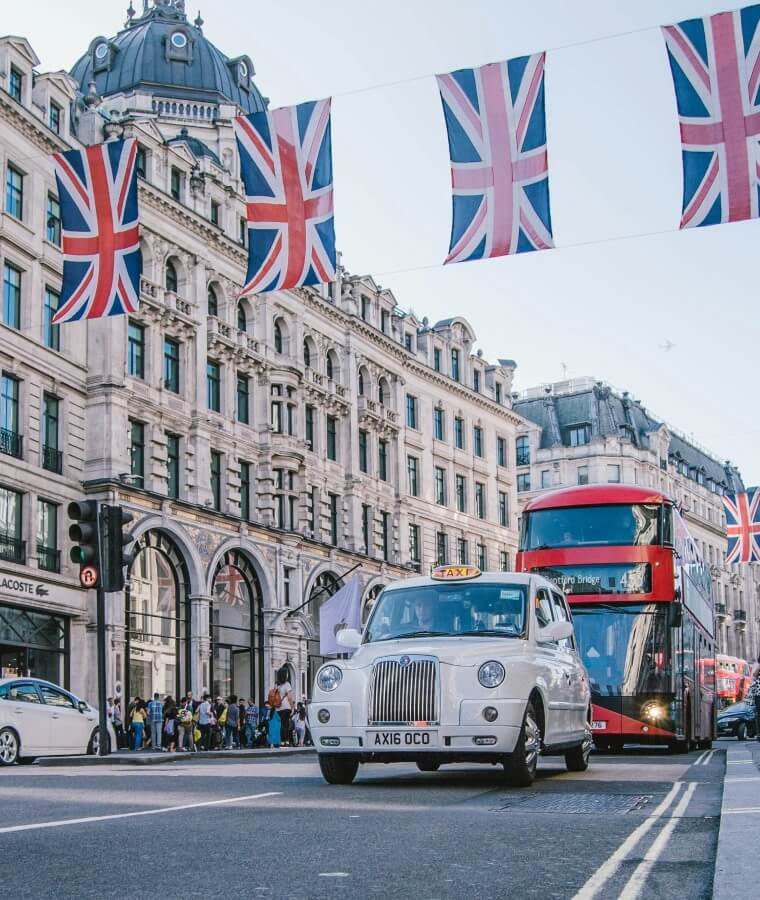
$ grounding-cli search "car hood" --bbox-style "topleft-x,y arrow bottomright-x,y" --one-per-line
346,636 -> 530,669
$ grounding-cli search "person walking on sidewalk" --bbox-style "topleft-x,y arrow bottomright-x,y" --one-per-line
244,699 -> 259,748
112,697 -> 125,749
147,693 -> 164,751
197,694 -> 214,751
273,667 -> 295,747
131,703 -> 146,750
177,699 -> 195,751
224,695 -> 240,749
163,696 -> 178,752
294,702 -> 307,746
238,698 -> 247,749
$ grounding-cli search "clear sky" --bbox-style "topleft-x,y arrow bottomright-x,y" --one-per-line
9,0 -> 758,483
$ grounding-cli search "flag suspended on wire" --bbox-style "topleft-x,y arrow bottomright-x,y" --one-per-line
723,487 -> 760,563
663,6 -> 760,229
51,138 -> 140,324
234,99 -> 336,295
436,54 -> 553,265
319,576 -> 363,656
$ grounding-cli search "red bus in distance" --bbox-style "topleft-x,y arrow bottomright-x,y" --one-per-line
516,484 -> 716,752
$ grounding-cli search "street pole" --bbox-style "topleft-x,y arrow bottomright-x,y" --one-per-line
96,505 -> 109,756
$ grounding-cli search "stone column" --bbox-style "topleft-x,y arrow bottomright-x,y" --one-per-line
189,593 -> 211,695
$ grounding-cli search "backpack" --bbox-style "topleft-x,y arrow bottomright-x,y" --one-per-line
178,708 -> 193,726
218,707 -> 228,726
268,686 -> 283,709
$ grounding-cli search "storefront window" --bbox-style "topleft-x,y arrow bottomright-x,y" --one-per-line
0,605 -> 67,685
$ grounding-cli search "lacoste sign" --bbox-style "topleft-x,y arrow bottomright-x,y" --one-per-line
0,576 -> 49,598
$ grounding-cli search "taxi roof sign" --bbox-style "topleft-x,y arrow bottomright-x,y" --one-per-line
431,565 -> 481,581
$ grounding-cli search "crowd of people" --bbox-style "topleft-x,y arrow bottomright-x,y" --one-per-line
107,668 -> 311,752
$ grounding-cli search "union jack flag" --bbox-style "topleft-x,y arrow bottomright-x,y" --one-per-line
663,6 -> 760,228
52,138 -> 140,324
234,99 -> 336,294
436,55 -> 553,264
723,488 -> 760,564
214,565 -> 247,607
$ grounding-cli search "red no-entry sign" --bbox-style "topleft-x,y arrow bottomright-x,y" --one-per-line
80,566 -> 98,589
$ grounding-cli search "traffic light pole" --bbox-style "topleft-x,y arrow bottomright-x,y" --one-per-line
96,505 -> 109,757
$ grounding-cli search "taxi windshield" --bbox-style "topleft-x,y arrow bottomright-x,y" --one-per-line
363,582 -> 527,643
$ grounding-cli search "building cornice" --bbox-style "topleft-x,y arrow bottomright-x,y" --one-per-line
0,93 -> 72,157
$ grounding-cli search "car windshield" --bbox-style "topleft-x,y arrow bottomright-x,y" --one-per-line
363,582 -> 528,644
721,702 -> 749,715
523,504 -> 661,550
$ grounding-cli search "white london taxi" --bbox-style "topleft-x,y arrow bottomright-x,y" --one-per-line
310,567 -> 592,786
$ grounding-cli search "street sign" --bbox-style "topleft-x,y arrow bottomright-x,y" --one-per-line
79,565 -> 98,589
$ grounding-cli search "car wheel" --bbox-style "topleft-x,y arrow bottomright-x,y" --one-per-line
88,728 -> 111,756
502,700 -> 541,787
318,754 -> 359,785
0,728 -> 20,766
416,761 -> 440,773
565,721 -> 593,772
737,722 -> 747,742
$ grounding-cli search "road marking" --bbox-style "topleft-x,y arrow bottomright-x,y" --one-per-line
617,781 -> 697,900
723,807 -> 760,814
318,873 -> 350,878
699,750 -> 715,766
0,792 -> 281,835
570,782 -> 683,900
727,760 -> 753,765
725,776 -> 760,783
694,751 -> 708,766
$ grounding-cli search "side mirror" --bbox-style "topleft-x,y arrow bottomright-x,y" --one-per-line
77,700 -> 88,713
537,620 -> 573,643
336,628 -> 362,650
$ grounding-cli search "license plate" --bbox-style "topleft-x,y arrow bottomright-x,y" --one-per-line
369,730 -> 438,748
591,721 -> 608,731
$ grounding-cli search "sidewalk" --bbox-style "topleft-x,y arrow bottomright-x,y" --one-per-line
34,746 -> 316,767
714,738 -> 760,900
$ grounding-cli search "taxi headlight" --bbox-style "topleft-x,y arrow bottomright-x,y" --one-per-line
316,665 -> 343,692
478,661 -> 505,689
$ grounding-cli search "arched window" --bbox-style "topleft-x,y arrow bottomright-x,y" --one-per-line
358,369 -> 365,396
358,366 -> 370,397
165,259 -> 178,293
237,303 -> 247,333
274,319 -> 283,354
303,339 -> 311,369
207,286 -> 218,317
326,350 -> 339,382
378,377 -> 390,407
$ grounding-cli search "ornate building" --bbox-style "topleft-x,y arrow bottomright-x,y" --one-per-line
513,377 -> 760,662
0,2 -> 522,704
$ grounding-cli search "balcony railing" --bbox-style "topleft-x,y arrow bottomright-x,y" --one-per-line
715,603 -> 728,618
0,428 -> 23,459
516,449 -> 531,466
0,535 -> 26,564
734,609 -> 747,624
37,545 -> 60,573
41,445 -> 63,474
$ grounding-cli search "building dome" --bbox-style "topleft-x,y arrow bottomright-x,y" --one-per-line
69,0 -> 266,115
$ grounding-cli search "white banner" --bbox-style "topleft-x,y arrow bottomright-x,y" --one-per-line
319,576 -> 363,656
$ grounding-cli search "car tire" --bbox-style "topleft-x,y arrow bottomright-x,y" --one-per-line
416,761 -> 440,772
318,754 -> 359,785
87,728 -> 111,756
0,727 -> 20,766
565,721 -> 593,772
737,722 -> 747,742
502,700 -> 541,788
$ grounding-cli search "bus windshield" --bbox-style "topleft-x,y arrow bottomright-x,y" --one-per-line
523,504 -> 661,550
363,582 -> 527,644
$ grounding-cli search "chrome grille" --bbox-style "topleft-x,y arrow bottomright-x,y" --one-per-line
368,656 -> 438,725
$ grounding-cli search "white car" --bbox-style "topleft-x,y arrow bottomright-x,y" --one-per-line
310,567 -> 592,786
0,677 -> 112,765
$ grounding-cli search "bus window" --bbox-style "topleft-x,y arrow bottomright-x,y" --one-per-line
661,505 -> 674,546
524,504 -> 660,550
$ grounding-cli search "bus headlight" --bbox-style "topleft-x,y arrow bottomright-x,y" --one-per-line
316,665 -> 342,692
642,701 -> 666,722
478,661 -> 505,689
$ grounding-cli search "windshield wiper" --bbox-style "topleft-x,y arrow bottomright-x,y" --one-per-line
458,629 -> 519,637
371,630 -> 451,642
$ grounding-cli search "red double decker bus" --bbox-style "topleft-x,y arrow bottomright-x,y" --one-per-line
516,484 -> 716,752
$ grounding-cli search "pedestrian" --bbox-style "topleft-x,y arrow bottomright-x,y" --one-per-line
112,697 -> 125,749
244,699 -> 259,748
268,705 -> 281,748
238,697 -> 247,748
273,667 -> 295,746
197,693 -> 214,751
184,690 -> 196,714
177,698 -> 195,752
163,695 -> 178,752
294,702 -> 307,746
745,670 -> 760,742
147,692 -> 164,751
752,654 -> 760,680
224,694 -> 239,749
131,702 -> 146,750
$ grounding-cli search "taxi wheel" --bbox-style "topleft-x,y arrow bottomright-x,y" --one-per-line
737,723 -> 747,742
416,761 -> 440,772
565,722 -> 592,772
0,727 -> 20,766
318,754 -> 359,785
502,701 -> 541,787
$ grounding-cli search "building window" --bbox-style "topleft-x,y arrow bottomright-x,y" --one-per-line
378,439 -> 389,482
165,259 -> 178,293
362,503 -> 371,555
43,287 -> 60,351
436,531 -> 448,566
42,394 -> 62,474
305,405 -> 315,449
451,349 -> 461,382
475,482 -> 486,519
381,309 -> 389,334
210,200 -> 220,226
167,433 -> 180,499
498,491 -> 508,527
210,450 -> 222,511
577,466 -> 589,485
236,373 -> 250,424
457,537 -> 468,565
473,370 -> 481,393
129,420 -> 145,480
406,394 -> 418,429
517,473 -> 531,492
239,460 -> 251,519
433,347 -> 441,372
46,194 -> 61,245
497,437 -> 507,467
309,486 -> 319,536
361,296 -> 370,321
329,493 -> 339,546
280,565 -> 294,607
541,470 -> 551,489
409,524 -> 420,566
1,373 -> 21,459
434,466 -> 447,505
407,455 -> 419,497
473,426 -> 483,458
499,550 -> 510,572
381,511 -> 390,562
207,360 -> 221,412
303,339 -> 311,369
516,435 -> 530,466
37,499 -> 59,572
608,464 -> 621,483
270,384 -> 283,434
476,543 -> 487,570
2,263 -> 21,330
170,166 -> 182,200
0,486 -> 23,564
49,100 -> 62,134
456,474 -> 467,512
162,338 -> 180,392
5,165 -> 23,220
326,351 -> 338,380
274,320 -> 284,354
135,145 -> 147,178
326,415 -> 337,461
127,322 -> 145,378
207,286 -> 218,317
454,416 -> 465,450
237,303 -> 247,333
568,424 -> 591,447
239,216 -> 246,245
495,383 -> 503,404
8,66 -> 23,103
433,407 -> 445,441
358,429 -> 369,473
404,332 -> 413,352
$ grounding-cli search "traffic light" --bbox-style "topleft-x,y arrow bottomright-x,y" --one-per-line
101,505 -> 137,592
67,500 -> 101,578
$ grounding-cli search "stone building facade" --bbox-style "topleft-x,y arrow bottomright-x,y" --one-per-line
0,4 -> 521,705
513,378 -> 760,662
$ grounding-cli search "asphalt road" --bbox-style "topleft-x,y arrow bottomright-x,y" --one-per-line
0,742 -> 728,900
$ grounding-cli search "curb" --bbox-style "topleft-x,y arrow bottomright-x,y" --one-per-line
33,747 -> 316,767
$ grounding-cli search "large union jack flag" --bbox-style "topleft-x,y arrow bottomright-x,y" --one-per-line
234,99 -> 336,295
723,488 -> 760,564
52,138 -> 140,324
663,5 -> 760,228
436,55 -> 553,264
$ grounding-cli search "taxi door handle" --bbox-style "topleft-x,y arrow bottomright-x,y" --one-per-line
52,714 -> 60,719
14,707 -> 23,714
